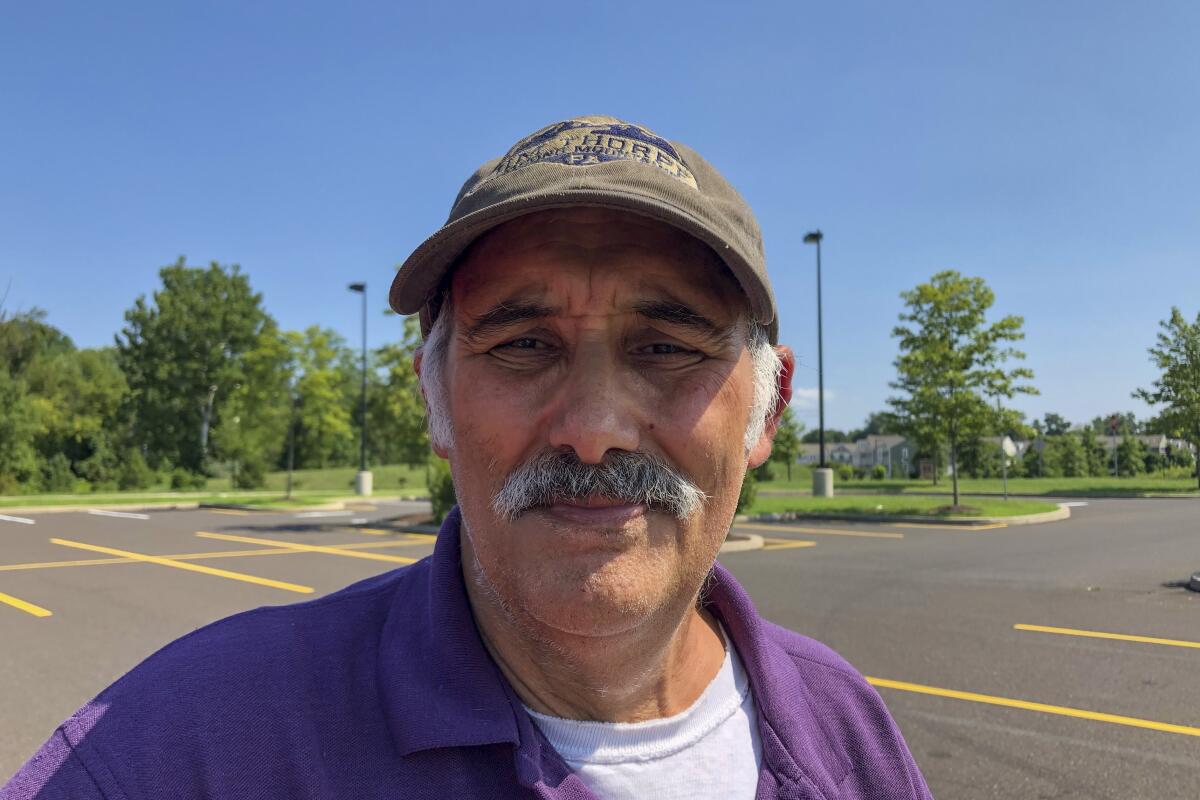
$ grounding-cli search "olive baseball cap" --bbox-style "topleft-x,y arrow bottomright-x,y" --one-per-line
389,115 -> 778,342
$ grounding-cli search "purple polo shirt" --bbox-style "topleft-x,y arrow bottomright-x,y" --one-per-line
3,508 -> 932,799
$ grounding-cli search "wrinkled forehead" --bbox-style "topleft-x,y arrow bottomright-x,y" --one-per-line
444,208 -> 747,325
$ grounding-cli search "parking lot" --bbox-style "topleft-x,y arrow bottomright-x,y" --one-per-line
1,497 -> 1197,797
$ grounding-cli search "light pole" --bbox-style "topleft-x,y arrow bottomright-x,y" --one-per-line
348,282 -> 372,496
803,230 -> 832,497
996,396 -> 1009,501
285,389 -> 298,501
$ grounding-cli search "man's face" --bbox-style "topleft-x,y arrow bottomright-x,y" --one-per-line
424,207 -> 788,640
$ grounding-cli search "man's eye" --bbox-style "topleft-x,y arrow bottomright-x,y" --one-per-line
640,343 -> 697,356
503,337 -> 544,350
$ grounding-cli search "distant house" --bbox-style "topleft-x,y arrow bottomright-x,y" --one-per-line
798,442 -> 855,466
800,436 -> 914,476
1093,434 -> 1196,457
852,435 -> 909,475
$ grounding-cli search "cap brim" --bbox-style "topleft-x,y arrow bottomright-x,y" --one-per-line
390,189 -> 778,343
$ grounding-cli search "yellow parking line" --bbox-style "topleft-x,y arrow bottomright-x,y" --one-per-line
867,676 -> 1200,738
0,556 -> 135,572
0,538 -> 434,574
736,523 -> 904,540
1014,623 -> 1200,651
762,539 -> 818,551
891,522 -> 1008,531
0,591 -> 52,618
357,529 -> 437,539
50,538 -> 314,594
196,532 -> 417,565
333,538 -> 432,550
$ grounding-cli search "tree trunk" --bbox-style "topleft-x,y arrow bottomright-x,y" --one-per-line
198,384 -> 218,470
950,433 -> 960,507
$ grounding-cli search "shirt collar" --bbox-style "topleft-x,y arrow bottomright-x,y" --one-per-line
706,560 -> 850,798
378,507 -> 845,796
378,506 -> 521,755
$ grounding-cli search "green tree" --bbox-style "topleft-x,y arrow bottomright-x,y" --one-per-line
116,259 -> 273,474
1089,412 -> 1140,437
1134,307 -> 1200,489
1041,412 -> 1072,437
0,368 -> 39,492
289,326 -> 357,468
1044,434 -> 1087,477
800,428 -> 848,444
1079,427 -> 1108,477
1116,435 -> 1147,477
888,271 -> 1037,506
0,309 -> 133,492
369,315 -> 432,467
958,438 -> 1003,478
1023,441 -> 1047,478
211,322 -> 293,488
769,405 -> 803,481
848,411 -> 900,441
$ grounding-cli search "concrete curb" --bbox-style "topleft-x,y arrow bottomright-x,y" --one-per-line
0,494 -> 433,517
201,501 -> 347,512
720,533 -> 765,553
0,502 -> 203,515
759,489 -> 1200,500
735,504 -> 1071,527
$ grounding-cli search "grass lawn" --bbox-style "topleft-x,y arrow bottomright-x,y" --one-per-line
747,494 -> 1058,518
0,463 -> 430,509
204,463 -> 429,494
758,475 -> 1199,497
0,491 -> 356,509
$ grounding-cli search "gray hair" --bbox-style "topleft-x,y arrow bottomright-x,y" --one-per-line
491,448 -> 706,521
417,297 -> 783,453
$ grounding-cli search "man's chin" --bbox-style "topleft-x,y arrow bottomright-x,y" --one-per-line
519,567 -> 666,638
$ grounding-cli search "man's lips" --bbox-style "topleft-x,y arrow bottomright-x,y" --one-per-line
541,497 -> 648,525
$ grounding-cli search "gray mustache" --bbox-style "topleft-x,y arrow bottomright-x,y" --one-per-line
491,449 -> 707,522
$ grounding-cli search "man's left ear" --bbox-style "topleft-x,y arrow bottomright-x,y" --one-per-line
747,345 -> 795,469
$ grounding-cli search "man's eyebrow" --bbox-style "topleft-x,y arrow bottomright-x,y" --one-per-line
632,300 -> 730,339
463,301 -> 555,342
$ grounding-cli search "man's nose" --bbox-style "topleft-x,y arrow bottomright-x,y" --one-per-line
544,349 -> 640,464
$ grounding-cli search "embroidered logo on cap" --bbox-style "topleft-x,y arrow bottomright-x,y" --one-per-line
481,117 -> 698,191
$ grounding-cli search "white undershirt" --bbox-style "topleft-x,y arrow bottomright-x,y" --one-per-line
525,628 -> 763,800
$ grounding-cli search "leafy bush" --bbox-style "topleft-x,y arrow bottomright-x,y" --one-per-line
232,459 -> 266,489
427,457 -> 457,522
752,461 -> 774,482
871,464 -> 887,480
835,463 -> 855,482
118,449 -> 157,490
170,468 -> 207,491
41,453 -> 77,493
736,471 -> 757,513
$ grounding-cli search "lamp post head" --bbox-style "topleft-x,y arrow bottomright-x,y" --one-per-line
348,282 -> 366,293
803,231 -> 823,245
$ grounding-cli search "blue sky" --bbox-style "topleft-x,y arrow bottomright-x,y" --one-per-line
3,1 -> 1197,433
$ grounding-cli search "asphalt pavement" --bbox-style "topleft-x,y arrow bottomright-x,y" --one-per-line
1,497 -> 1197,797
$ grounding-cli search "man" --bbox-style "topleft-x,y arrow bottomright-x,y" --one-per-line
3,116 -> 932,799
